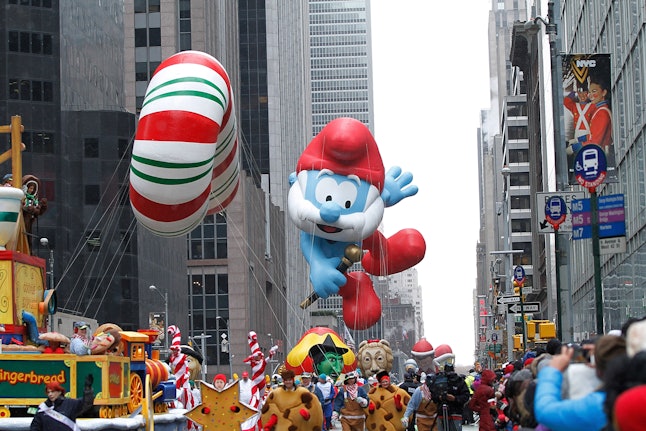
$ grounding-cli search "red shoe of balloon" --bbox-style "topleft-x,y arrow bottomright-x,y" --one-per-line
361,229 -> 426,276
339,272 -> 382,330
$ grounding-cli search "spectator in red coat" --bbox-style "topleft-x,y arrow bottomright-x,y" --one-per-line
468,369 -> 497,431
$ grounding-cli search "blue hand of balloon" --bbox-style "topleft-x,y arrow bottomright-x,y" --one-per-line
309,258 -> 347,298
288,171 -> 297,187
381,166 -> 418,208
301,232 -> 346,298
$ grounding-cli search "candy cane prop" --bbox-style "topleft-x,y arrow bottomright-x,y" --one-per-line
241,331 -> 278,431
167,325 -> 195,410
130,50 -> 239,237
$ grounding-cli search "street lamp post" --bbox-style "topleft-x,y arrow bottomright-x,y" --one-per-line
149,285 -> 168,354
217,316 -> 233,379
191,333 -> 212,382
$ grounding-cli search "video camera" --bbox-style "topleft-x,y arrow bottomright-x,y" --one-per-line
426,372 -> 449,401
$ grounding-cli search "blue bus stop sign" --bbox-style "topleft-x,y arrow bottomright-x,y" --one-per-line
574,144 -> 607,190
514,265 -> 526,285
545,196 -> 566,229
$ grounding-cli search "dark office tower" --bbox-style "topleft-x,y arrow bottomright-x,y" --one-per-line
1,0 -> 139,328
238,1 -> 269,187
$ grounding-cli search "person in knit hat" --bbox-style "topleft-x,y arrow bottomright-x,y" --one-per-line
287,117 -> 425,330
366,370 -> 410,431
261,369 -> 324,431
534,335 -> 626,431
468,369 -> 497,431
31,376 -> 95,431
212,373 -> 227,391
613,384 -> 646,431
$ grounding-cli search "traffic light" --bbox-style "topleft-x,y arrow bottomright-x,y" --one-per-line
539,322 -> 556,339
513,334 -> 523,350
525,321 -> 536,339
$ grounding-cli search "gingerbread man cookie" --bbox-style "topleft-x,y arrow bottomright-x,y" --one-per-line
365,373 -> 410,431
261,386 -> 323,431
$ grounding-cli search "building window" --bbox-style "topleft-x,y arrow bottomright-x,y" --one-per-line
135,28 -> 147,47
118,138 -> 130,158
8,79 -> 54,102
7,31 -> 53,54
510,172 -> 530,187
134,0 -> 159,13
189,272 -> 229,367
509,149 -> 529,163
85,185 -> 100,205
512,219 -> 532,233
508,126 -> 528,140
511,195 -> 531,210
26,131 -> 55,153
179,0 -> 191,51
85,230 -> 101,250
84,138 -> 99,158
148,28 -> 161,46
122,279 -> 132,299
512,242 -> 532,266
188,213 -> 227,260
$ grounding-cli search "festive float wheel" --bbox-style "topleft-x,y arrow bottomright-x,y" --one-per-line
128,373 -> 143,413
0,406 -> 10,418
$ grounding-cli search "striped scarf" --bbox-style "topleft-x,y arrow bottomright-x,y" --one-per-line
421,382 -> 432,400
345,383 -> 358,399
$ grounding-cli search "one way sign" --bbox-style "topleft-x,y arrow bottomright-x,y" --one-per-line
507,302 -> 541,313
497,295 -> 521,305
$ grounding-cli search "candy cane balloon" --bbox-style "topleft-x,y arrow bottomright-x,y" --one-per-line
130,50 -> 239,237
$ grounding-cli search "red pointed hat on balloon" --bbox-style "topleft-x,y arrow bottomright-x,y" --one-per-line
411,338 -> 435,359
433,344 -> 455,368
288,117 -> 426,330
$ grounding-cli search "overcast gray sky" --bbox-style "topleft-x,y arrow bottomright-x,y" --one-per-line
371,2 -> 491,366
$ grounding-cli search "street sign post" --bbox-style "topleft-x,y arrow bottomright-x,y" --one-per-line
513,265 -> 526,286
536,191 -> 585,233
572,194 -> 625,241
497,295 -> 521,305
507,302 -> 541,314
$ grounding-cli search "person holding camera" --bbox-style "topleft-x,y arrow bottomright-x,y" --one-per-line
428,364 -> 470,431
534,335 -> 626,431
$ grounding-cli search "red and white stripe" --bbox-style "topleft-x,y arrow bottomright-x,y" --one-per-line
130,50 -> 239,237
241,331 -> 277,431
167,325 -> 195,413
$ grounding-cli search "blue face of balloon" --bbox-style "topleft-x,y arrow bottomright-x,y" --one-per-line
287,169 -> 384,242
304,170 -> 371,220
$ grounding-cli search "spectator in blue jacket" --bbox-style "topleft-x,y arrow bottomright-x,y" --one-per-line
534,335 -> 626,431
